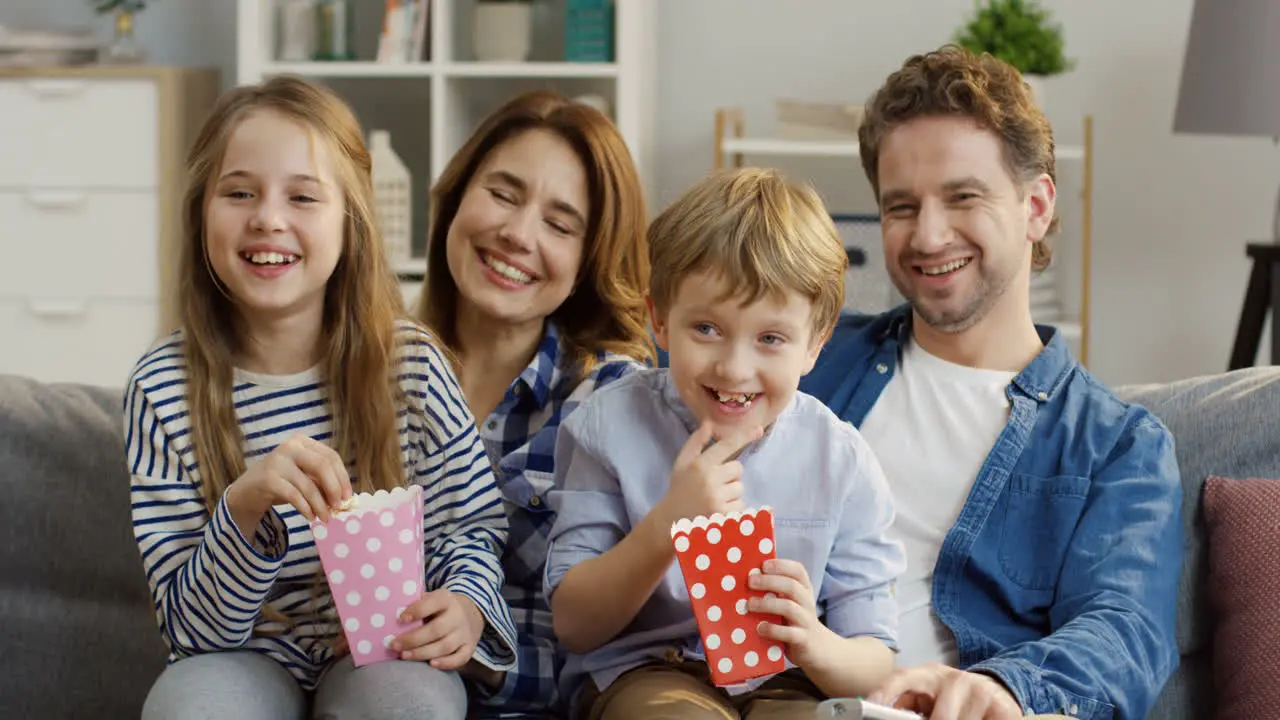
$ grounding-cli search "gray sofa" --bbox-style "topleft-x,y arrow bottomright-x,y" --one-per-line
2,368 -> 1277,718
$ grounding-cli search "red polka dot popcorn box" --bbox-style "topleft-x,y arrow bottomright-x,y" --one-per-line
670,507 -> 786,687
311,485 -> 425,667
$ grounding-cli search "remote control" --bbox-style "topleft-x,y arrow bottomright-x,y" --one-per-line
816,697 -> 925,720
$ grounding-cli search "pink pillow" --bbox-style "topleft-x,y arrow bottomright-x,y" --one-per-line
1202,475 -> 1280,720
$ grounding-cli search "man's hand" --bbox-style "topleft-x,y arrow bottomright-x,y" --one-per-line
391,590 -> 486,670
747,559 -> 839,672
868,664 -> 1023,720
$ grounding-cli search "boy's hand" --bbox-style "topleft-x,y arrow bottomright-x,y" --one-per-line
391,590 -> 486,670
656,422 -> 762,527
748,558 -> 840,672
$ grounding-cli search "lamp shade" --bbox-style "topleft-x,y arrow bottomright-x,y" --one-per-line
1174,0 -> 1280,137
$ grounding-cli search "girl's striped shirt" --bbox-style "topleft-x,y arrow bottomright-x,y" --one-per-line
124,321 -> 517,689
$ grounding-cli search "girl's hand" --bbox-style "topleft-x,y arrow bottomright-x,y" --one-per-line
225,435 -> 352,535
391,591 -> 486,670
747,558 -> 839,672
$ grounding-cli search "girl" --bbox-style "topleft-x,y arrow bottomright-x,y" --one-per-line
415,91 -> 654,717
126,75 -> 516,720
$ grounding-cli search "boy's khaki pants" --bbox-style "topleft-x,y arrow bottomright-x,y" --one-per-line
575,660 -> 1074,720
576,660 -> 822,720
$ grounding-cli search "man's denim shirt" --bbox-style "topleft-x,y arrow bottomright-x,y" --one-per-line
798,306 -> 1183,720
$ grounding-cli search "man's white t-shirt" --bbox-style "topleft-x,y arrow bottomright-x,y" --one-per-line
859,337 -> 1017,668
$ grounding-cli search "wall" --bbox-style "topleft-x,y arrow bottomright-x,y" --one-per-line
657,0 -> 1278,386
4,0 -> 1275,385
2,0 -> 237,88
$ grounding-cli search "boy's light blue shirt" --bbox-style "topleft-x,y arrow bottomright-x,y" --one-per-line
543,367 -> 905,704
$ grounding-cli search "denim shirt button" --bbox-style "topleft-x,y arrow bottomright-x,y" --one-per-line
875,363 -> 888,374
486,419 -> 498,430
529,495 -> 541,507
1038,391 -> 1048,400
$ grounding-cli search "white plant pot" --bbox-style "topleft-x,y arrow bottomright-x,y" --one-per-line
473,2 -> 532,62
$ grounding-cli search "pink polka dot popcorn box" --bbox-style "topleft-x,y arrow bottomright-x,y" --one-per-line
311,484 -> 425,666
670,507 -> 786,687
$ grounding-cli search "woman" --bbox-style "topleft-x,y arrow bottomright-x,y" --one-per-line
416,91 -> 654,718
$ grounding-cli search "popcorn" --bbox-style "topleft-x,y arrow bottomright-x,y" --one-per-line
336,495 -> 360,512
671,507 -> 786,686
311,485 -> 425,666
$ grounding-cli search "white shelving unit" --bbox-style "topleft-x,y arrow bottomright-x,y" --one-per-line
713,108 -> 1094,365
236,0 -> 657,265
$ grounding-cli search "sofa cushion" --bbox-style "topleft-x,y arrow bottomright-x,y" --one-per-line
1115,366 -> 1280,719
0,375 -> 166,718
1202,476 -> 1280,720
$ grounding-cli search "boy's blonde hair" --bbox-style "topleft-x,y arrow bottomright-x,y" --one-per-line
648,168 -> 847,340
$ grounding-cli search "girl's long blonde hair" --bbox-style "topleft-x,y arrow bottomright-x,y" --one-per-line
417,90 -> 655,374
180,75 -> 407,512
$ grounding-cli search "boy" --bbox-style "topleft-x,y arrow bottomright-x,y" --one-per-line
543,168 -> 906,720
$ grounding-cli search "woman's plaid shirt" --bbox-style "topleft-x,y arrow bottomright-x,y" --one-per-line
471,323 -> 642,717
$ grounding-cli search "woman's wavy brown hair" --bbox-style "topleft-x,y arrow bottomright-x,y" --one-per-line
417,91 -> 654,374
858,44 -> 1059,271
180,75 -> 407,514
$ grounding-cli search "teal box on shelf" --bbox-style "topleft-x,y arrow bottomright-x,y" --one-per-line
565,0 -> 614,62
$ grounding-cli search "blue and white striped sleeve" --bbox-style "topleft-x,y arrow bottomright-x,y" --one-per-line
125,373 -> 287,658
405,336 -> 517,671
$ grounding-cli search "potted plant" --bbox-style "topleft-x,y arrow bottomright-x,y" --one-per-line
90,0 -> 151,64
473,0 -> 533,62
953,0 -> 1072,106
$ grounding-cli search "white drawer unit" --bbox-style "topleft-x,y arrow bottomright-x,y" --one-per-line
0,78 -> 159,190
0,298 -> 161,389
0,66 -> 220,387
0,191 -> 159,300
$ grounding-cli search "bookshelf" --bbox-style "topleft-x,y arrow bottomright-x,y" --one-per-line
713,107 -> 1094,365
236,0 -> 657,271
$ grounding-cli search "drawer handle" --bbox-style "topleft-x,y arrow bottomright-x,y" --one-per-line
23,79 -> 88,98
25,191 -> 87,209
27,300 -> 88,318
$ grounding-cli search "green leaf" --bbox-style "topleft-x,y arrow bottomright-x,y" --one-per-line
90,0 -> 150,13
953,0 -> 1072,75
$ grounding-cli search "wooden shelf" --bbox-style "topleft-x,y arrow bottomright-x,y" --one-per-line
238,0 -> 658,202
393,258 -> 426,281
260,61 -> 619,80
444,62 -> 618,78
719,137 -> 1085,160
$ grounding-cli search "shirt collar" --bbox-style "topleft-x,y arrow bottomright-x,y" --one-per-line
878,304 -> 1076,403
513,322 -> 565,411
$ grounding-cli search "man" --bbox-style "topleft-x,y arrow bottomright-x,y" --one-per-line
799,45 -> 1182,720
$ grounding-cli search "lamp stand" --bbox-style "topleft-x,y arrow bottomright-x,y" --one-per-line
1228,243 -> 1280,369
